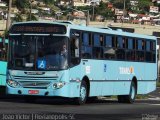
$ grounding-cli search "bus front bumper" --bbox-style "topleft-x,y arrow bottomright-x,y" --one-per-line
6,82 -> 80,98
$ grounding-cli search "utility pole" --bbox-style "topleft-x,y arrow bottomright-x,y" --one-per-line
92,2 -> 95,21
6,0 -> 12,31
123,0 -> 126,23
86,10 -> 90,26
30,0 -> 33,21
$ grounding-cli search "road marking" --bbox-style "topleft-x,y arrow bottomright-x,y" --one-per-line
149,104 -> 160,106
148,97 -> 160,101
148,95 -> 156,97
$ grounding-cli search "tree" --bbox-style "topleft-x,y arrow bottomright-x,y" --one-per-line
15,0 -> 30,10
95,1 -> 114,20
43,0 -> 55,5
110,0 -> 130,9
26,14 -> 38,21
137,0 -> 153,14
12,13 -> 23,22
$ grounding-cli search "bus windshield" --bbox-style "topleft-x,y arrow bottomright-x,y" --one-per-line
9,35 -> 68,71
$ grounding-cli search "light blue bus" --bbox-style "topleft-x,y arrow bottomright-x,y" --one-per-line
7,21 -> 157,104
0,38 -> 8,94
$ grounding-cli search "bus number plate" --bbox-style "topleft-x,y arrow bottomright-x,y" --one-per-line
28,90 -> 39,94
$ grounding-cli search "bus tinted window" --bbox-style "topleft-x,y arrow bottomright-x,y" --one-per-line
93,34 -> 100,46
117,36 -> 123,48
105,36 -> 112,47
70,30 -> 81,66
92,34 -> 103,59
81,32 -> 92,59
152,41 -> 156,51
146,41 -> 150,51
81,46 -> 92,58
93,47 -> 103,59
142,40 -> 145,50
138,40 -> 142,50
152,41 -> 156,62
146,52 -> 152,62
128,38 -> 133,49
82,33 -> 89,45
100,35 -> 104,46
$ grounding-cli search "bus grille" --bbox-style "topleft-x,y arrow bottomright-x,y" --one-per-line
18,81 -> 51,88
12,76 -> 57,81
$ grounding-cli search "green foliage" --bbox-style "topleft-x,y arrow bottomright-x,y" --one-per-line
136,95 -> 148,99
157,82 -> 160,87
95,1 -> 114,20
43,0 -> 55,5
2,30 -> 9,38
110,0 -> 131,9
137,0 -> 153,13
16,0 -> 30,10
26,14 -> 38,21
12,13 -> 23,22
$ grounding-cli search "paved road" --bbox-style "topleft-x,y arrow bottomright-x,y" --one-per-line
0,98 -> 159,120
147,87 -> 160,100
0,88 -> 159,120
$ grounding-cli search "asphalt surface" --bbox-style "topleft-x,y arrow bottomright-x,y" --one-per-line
0,88 -> 159,120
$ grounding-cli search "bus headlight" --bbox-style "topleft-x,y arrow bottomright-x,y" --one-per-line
53,82 -> 66,89
7,80 -> 19,88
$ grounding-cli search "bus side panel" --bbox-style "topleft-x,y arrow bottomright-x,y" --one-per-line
68,65 -> 82,97
81,60 -> 103,96
137,81 -> 156,94
0,61 -> 7,86
137,63 -> 157,94
102,61 -> 128,95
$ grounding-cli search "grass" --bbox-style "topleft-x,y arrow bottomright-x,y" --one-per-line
109,95 -> 148,100
136,95 -> 148,99
157,82 -> 160,87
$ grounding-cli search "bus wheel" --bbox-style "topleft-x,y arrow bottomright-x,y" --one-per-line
75,81 -> 88,105
118,82 -> 136,103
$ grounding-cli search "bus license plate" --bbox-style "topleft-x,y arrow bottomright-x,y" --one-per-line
28,90 -> 39,94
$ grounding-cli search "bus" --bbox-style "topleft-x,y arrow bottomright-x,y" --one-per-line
6,21 -> 157,104
0,37 -> 8,95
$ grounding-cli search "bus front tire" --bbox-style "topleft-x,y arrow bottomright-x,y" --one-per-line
75,81 -> 88,105
118,82 -> 136,103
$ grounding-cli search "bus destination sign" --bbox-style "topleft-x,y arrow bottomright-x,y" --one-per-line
9,23 -> 67,34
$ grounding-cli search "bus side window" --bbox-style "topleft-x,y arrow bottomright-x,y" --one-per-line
71,37 -> 79,58
92,34 -> 103,59
116,36 -> 125,60
81,32 -> 92,59
151,41 -> 156,62
146,40 -> 152,62
126,38 -> 135,61
117,36 -> 123,48
136,39 -> 144,61
142,40 -> 145,50
104,35 -> 115,59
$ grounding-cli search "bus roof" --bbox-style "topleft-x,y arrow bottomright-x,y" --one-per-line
11,21 -> 157,41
